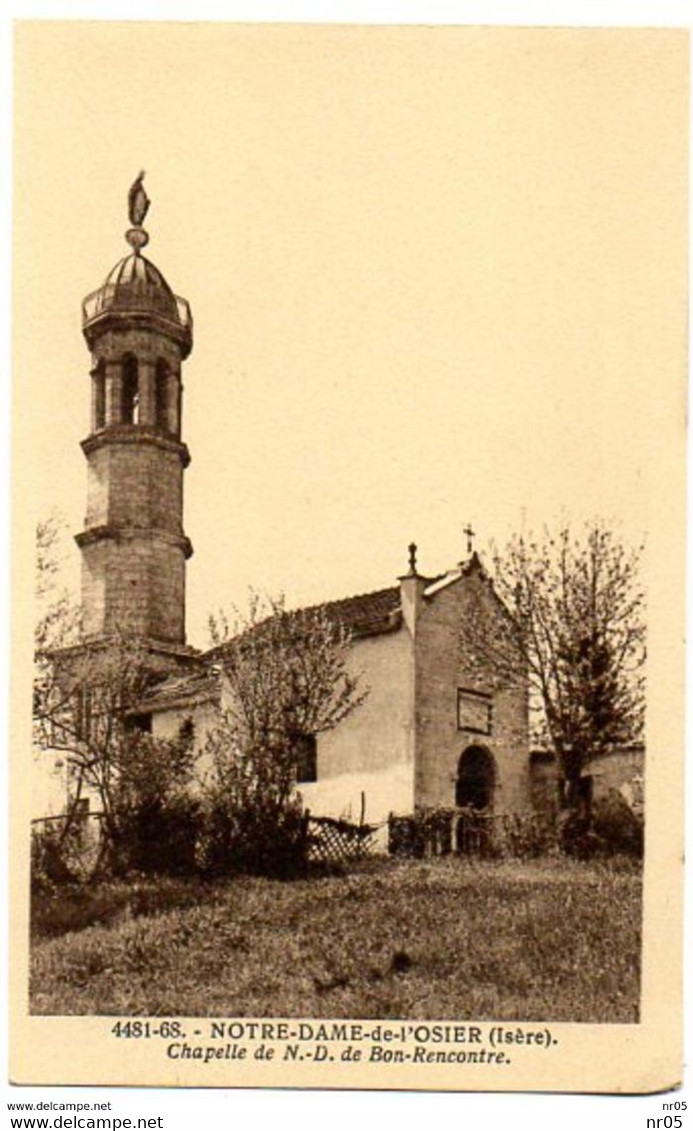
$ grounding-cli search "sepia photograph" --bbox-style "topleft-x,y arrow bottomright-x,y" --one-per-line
10,19 -> 686,1091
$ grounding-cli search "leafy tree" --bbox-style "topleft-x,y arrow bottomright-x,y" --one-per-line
463,524 -> 645,831
201,593 -> 367,876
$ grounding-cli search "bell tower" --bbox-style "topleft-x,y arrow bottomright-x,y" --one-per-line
76,175 -> 194,657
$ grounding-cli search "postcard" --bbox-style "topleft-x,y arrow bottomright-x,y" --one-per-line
10,21 -> 687,1093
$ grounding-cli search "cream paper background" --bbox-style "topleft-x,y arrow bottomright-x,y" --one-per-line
10,20 -> 687,1091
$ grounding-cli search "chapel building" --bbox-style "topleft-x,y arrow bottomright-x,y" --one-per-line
65,179 -> 534,836
27,177 -> 592,839
139,553 -> 531,834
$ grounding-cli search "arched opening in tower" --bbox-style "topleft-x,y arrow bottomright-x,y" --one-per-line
155,360 -> 169,432
92,360 -> 105,430
122,354 -> 139,424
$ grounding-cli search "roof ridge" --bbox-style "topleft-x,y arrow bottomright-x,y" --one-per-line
314,583 -> 399,607
201,584 -> 402,662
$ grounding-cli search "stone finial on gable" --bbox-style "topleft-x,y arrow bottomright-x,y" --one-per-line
398,541 -> 426,636
407,542 -> 418,575
463,522 -> 476,556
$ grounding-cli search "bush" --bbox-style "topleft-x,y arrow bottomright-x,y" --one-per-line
198,793 -> 309,879
389,807 -> 557,859
591,788 -> 644,857
31,825 -> 77,892
389,807 -> 456,857
111,797 -> 201,876
31,816 -> 103,891
496,811 -> 557,858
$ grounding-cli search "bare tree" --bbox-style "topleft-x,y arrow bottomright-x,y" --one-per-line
35,512 -> 81,652
33,513 -> 85,850
34,516 -> 196,874
34,631 -> 196,873
201,593 -> 368,874
463,524 -> 646,822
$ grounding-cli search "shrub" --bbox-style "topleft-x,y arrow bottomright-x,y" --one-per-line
388,814 -> 423,858
198,791 -> 309,879
388,807 -> 455,857
306,815 -> 378,867
591,788 -> 644,857
32,882 -> 127,938
31,825 -> 77,892
111,797 -> 201,876
31,816 -> 102,891
496,811 -> 557,858
389,807 -> 557,859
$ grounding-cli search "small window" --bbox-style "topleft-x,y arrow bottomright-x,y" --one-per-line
295,734 -> 317,783
127,712 -> 152,734
73,796 -> 90,822
457,688 -> 493,735
178,717 -> 195,747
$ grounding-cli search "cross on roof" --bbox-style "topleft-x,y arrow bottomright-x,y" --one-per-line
463,523 -> 476,556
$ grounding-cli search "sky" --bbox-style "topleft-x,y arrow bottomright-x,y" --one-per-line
13,23 -> 688,648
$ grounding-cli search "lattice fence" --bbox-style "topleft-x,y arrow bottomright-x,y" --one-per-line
306,814 -> 378,864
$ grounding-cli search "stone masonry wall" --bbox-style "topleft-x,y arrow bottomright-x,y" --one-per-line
529,745 -> 645,821
85,440 -> 184,534
414,572 -> 530,814
92,327 -> 182,370
79,318 -> 189,647
80,533 -> 186,643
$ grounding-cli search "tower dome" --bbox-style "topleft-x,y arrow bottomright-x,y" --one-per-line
82,176 -> 192,357
95,252 -> 180,318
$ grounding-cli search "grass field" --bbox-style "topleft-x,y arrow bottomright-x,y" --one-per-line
30,856 -> 641,1022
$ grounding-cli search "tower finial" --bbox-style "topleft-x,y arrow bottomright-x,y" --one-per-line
125,171 -> 150,254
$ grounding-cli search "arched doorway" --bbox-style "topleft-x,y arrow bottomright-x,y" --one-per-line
456,745 -> 495,809
455,745 -> 496,855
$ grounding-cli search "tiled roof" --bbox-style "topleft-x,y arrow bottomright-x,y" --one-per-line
204,586 -> 404,663
137,667 -> 219,713
282,586 -> 402,639
140,585 -> 403,712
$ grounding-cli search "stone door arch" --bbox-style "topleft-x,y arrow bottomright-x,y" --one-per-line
455,745 -> 496,855
455,744 -> 496,810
